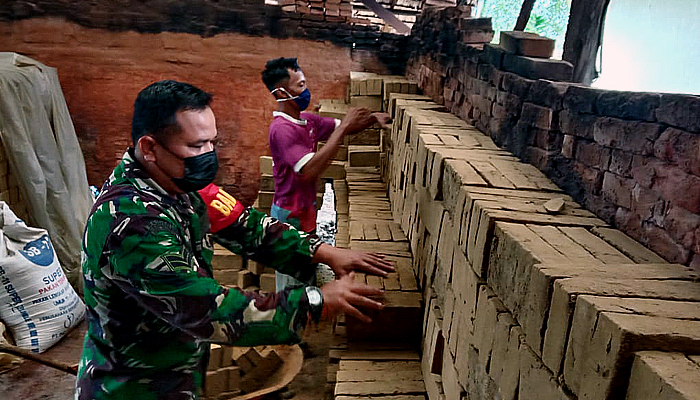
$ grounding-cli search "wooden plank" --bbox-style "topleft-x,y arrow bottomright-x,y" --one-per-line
562,0 -> 611,84
558,226 -> 634,264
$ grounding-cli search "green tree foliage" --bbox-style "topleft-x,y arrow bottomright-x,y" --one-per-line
479,0 -> 571,54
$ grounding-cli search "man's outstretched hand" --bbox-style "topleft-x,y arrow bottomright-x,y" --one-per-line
320,273 -> 384,323
313,244 -> 396,278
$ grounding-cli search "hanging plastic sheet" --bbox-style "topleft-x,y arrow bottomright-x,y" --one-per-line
0,53 -> 93,292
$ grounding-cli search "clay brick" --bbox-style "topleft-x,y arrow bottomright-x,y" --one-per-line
472,286 -> 509,376
525,79 -> 569,110
563,84 -> 603,114
520,102 -> 554,130
601,171 -> 633,209
488,313 -> 520,400
593,116 -> 664,155
656,93 -> 700,133
543,276 -> 700,378
564,295 -> 700,396
208,344 -> 223,371
205,369 -> 227,398
626,351 -> 700,400
501,71 -> 534,98
449,248 -> 483,357
595,90 -> 660,122
653,127 -> 700,176
590,226 -> 667,264
348,145 -> 380,167
350,95 -> 383,112
561,134 -> 574,158
441,350 -> 463,400
558,109 -> 596,139
502,53 -> 573,82
519,342 -> 572,400
575,313 -> 700,400
636,160 -> 700,214
334,378 -> 427,396
346,291 -> 422,344
482,43 -> 506,68
575,139 -> 611,169
608,148 -> 633,177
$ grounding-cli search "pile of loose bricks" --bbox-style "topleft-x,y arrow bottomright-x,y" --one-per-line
211,243 -> 277,293
383,74 -> 700,400
204,344 -> 283,399
408,5 -> 700,269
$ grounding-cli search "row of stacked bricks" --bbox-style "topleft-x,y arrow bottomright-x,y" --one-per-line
317,72 -> 429,399
384,87 -> 700,400
204,344 -> 284,399
278,0 -> 352,17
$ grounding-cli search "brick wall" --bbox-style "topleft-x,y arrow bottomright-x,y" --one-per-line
406,6 -> 700,270
0,1 -> 408,203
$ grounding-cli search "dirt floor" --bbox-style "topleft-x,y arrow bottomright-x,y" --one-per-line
0,321 -> 333,400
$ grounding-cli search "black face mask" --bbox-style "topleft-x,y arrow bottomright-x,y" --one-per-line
156,142 -> 219,192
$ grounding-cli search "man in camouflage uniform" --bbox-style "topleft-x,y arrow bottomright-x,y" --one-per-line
75,80 -> 394,400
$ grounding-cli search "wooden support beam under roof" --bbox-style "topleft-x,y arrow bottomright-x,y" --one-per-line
562,0 -> 611,84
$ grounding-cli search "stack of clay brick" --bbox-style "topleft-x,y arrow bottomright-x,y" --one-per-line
318,72 -> 419,171
317,71 -> 431,399
278,0 -> 352,18
255,156 -> 332,217
211,244 -> 276,293
350,0 -> 422,31
205,344 -> 283,399
410,5 -> 494,50
383,85 -> 700,400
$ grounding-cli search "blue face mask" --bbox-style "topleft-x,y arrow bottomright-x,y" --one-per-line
272,87 -> 311,111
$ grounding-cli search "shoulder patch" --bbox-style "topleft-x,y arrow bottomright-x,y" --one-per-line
198,184 -> 245,233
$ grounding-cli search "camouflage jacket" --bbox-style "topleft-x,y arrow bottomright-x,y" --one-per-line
75,150 -> 322,400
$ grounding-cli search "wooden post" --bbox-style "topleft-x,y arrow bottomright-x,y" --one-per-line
514,0 -> 537,31
562,0 -> 611,84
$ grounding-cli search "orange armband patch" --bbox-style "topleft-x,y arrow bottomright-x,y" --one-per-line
198,183 -> 245,233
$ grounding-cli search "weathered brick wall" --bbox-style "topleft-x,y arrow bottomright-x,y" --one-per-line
406,7 -> 700,270
384,75 -> 700,400
0,1 -> 409,203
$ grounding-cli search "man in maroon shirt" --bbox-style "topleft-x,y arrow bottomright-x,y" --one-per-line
262,57 -> 390,291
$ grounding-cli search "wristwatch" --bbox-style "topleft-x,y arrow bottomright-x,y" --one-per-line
305,286 -> 324,323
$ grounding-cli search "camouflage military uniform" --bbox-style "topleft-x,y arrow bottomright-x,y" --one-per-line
75,150 -> 322,400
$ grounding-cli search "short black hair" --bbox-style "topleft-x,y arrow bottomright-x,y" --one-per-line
131,80 -> 213,145
261,58 -> 300,91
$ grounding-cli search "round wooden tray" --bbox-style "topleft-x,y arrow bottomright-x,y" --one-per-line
228,344 -> 304,400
